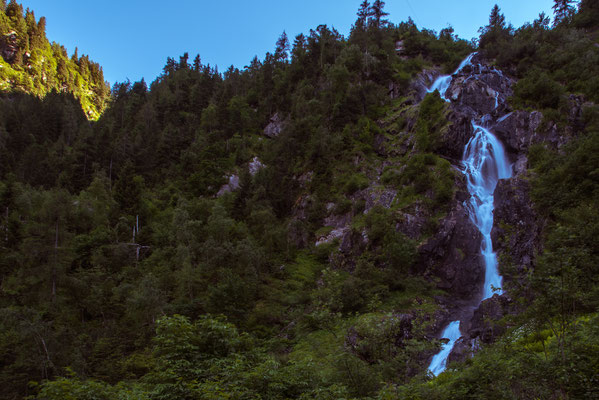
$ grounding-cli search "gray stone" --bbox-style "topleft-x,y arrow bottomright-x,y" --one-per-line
263,113 -> 285,138
216,174 -> 240,197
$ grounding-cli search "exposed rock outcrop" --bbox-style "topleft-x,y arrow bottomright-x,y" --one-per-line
439,110 -> 474,162
409,69 -> 442,102
248,156 -> 265,176
465,294 -> 513,344
263,113 -> 285,138
492,177 -> 542,281
447,63 -> 514,118
216,174 -> 240,196
1,31 -> 18,63
418,176 -> 483,301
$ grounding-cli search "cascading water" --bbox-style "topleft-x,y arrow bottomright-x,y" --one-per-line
427,52 -> 477,101
425,53 -> 512,376
463,123 -> 512,300
428,321 -> 461,376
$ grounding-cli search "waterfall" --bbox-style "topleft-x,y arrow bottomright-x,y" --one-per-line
427,52 -> 477,101
463,123 -> 512,300
428,321 -> 461,376
425,53 -> 512,376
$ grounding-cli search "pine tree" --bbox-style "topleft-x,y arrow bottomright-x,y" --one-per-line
533,12 -> 551,30
489,4 -> 506,29
478,4 -> 512,58
163,57 -> 176,76
553,0 -> 576,25
193,54 -> 202,71
355,0 -> 371,30
370,0 -> 389,29
274,31 -> 290,62
179,52 -> 189,69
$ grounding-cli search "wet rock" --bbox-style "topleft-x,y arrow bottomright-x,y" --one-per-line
263,113 -> 285,138
418,200 -> 483,300
409,68 -> 442,102
417,174 -> 484,300
466,294 -> 512,344
491,109 -> 573,154
446,56 -> 515,118
492,110 -> 544,153
448,337 -> 480,364
440,110 -> 475,162
492,177 -> 542,280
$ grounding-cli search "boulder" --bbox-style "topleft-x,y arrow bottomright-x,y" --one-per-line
263,113 -> 285,138
445,57 -> 515,119
448,336 -> 480,364
465,294 -> 512,344
492,111 -> 544,153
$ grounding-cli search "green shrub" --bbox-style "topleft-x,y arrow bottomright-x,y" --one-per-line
512,71 -> 564,110
343,173 -> 369,195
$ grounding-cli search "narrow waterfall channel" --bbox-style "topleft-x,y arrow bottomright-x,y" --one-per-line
425,54 -> 512,376
463,123 -> 512,300
427,52 -> 476,101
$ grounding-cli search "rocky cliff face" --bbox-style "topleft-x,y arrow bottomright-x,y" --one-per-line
417,175 -> 483,301
1,31 -> 19,63
419,53 -> 549,366
492,177 -> 542,283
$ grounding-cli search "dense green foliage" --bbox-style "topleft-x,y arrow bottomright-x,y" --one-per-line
0,2 -> 475,398
1,1 -> 598,399
394,2 -> 599,398
0,1 -> 109,118
479,1 -> 599,111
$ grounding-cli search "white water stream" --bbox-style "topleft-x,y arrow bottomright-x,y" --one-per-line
427,52 -> 476,101
426,53 -> 512,376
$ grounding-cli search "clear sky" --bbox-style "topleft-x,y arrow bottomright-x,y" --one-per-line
19,0 -> 556,86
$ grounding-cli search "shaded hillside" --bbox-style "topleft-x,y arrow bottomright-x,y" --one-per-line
1,1 -> 599,399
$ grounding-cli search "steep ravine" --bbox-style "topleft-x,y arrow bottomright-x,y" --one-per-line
420,53 -> 532,375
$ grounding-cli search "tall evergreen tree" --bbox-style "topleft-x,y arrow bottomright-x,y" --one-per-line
355,0 -> 371,30
489,4 -> 506,29
553,0 -> 576,25
274,31 -> 290,62
370,0 -> 389,28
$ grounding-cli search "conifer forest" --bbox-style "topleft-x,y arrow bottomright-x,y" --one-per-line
0,0 -> 598,398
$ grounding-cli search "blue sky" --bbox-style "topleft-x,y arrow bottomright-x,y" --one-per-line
19,0 -> 556,86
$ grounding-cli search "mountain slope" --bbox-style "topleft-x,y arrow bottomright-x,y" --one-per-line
1,2 -> 599,400
0,0 -> 110,118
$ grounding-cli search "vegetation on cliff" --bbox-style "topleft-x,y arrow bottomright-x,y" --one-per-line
0,0 -> 110,118
0,1 -> 598,399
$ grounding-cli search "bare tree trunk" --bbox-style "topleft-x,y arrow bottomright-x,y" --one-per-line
52,220 -> 58,303
4,206 -> 8,242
